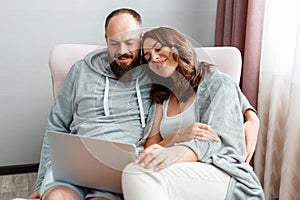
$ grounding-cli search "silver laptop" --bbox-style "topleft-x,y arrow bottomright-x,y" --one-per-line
48,131 -> 138,194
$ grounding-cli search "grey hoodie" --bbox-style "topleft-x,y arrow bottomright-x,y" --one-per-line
34,48 -> 155,191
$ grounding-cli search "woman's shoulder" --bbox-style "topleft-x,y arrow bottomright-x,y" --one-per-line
204,69 -> 236,86
196,69 -> 238,99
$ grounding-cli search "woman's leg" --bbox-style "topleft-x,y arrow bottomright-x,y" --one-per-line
122,162 -> 231,200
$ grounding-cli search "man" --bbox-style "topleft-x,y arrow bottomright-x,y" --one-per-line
29,8 -> 258,200
30,8 -> 151,200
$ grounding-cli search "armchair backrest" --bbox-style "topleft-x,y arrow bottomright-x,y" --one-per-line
49,44 -> 98,98
49,44 -> 242,98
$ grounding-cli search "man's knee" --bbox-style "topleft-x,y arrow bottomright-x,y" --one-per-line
42,185 -> 81,200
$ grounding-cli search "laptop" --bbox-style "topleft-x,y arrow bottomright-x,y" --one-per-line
48,131 -> 138,194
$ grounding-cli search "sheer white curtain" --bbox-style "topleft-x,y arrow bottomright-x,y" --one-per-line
254,0 -> 300,199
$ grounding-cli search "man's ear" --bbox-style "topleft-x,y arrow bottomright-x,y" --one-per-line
105,34 -> 108,41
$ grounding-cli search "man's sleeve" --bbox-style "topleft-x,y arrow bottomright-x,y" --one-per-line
33,64 -> 80,191
236,86 -> 256,114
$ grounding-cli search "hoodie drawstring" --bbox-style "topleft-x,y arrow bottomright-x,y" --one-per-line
103,77 -> 146,128
136,79 -> 146,128
104,77 -> 110,116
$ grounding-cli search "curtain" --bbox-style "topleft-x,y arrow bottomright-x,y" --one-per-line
215,0 -> 265,109
254,1 -> 300,199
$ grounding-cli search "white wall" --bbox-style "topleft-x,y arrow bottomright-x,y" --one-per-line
0,0 -> 217,166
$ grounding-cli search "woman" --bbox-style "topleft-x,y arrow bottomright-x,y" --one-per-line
122,27 -> 264,200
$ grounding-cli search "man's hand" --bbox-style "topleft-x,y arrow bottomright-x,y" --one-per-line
28,190 -> 40,199
243,110 -> 260,163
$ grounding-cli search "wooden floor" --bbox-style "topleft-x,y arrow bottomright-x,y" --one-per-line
0,172 -> 37,200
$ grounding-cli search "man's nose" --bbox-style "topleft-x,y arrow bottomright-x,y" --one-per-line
118,43 -> 128,55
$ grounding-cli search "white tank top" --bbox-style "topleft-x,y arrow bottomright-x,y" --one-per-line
160,97 -> 198,139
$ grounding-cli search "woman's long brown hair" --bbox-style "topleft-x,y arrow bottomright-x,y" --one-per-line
142,27 -> 214,104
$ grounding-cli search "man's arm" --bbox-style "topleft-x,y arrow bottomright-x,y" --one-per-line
32,64 -> 79,192
237,86 -> 260,163
243,109 -> 260,163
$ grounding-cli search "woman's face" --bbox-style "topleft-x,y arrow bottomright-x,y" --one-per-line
143,38 -> 178,78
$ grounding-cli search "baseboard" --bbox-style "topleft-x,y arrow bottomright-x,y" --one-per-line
0,163 -> 39,175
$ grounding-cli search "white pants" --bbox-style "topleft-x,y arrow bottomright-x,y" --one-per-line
122,162 -> 231,200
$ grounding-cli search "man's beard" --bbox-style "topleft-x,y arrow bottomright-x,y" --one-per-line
110,53 -> 140,80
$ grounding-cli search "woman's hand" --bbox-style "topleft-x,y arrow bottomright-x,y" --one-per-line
135,144 -> 196,171
173,122 -> 220,143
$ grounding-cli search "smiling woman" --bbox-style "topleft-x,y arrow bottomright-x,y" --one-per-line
122,27 -> 265,200
143,38 -> 178,78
